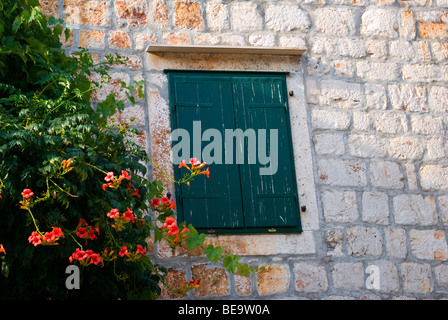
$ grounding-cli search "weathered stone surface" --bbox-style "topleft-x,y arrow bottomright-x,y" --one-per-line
321,190 -> 359,223
206,3 -> 229,32
374,111 -> 408,134
331,263 -> 365,290
39,0 -> 59,19
257,265 -> 289,295
64,0 -> 110,26
420,165 -> 448,191
347,226 -> 382,256
400,11 -> 416,39
164,32 -> 191,45
311,109 -> 351,130
230,3 -> 263,31
419,22 -> 448,39
348,134 -> 387,158
319,79 -> 364,108
385,228 -> 408,259
265,4 -> 311,32
429,86 -> 448,113
393,194 -> 437,225
147,87 -> 173,190
409,229 -> 448,261
293,263 -> 328,293
318,159 -> 367,187
191,264 -> 230,296
410,114 -> 444,134
388,136 -> 425,160
325,230 -> 344,257
362,192 -> 390,225
159,268 -> 188,299
361,8 -> 398,38
90,71 -> 130,101
115,0 -> 147,26
175,0 -> 204,30
313,133 -> 345,156
435,265 -> 448,287
357,61 -> 400,81
47,0 -> 448,300
314,8 -> 356,36
401,263 -> 434,293
79,30 -> 105,49
234,273 -> 251,296
369,260 -> 400,293
438,196 -> 448,225
153,1 -> 168,27
402,64 -> 443,82
337,38 -> 367,58
388,84 -> 427,112
109,30 -> 131,49
389,40 -> 415,61
370,161 -> 404,189
248,33 -> 276,47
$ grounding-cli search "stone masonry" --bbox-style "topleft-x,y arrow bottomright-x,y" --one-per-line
41,0 -> 448,299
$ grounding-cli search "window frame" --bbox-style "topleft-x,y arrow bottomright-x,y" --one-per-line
166,70 -> 302,235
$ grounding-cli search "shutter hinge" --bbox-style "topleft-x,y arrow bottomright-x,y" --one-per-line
208,229 -> 216,233
268,228 -> 277,233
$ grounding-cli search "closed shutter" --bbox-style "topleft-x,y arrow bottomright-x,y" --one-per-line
167,71 -> 302,234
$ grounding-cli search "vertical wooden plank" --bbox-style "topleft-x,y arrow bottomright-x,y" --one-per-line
168,73 -> 244,231
232,75 -> 300,230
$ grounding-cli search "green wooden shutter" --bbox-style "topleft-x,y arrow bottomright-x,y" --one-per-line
232,76 -> 300,230
169,73 -> 245,230
167,71 -> 302,234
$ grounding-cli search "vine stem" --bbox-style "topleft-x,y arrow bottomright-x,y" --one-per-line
25,207 -> 41,235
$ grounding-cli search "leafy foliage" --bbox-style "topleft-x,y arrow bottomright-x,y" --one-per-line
0,0 -> 255,300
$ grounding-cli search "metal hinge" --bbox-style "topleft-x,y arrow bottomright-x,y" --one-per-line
268,228 -> 277,233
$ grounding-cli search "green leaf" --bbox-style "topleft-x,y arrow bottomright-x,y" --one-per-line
153,227 -> 164,243
1,259 -> 10,278
12,14 -> 23,33
185,225 -> 206,250
222,254 -> 241,274
236,263 -> 257,277
204,244 -> 222,263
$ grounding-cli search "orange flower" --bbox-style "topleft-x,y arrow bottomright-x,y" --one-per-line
0,244 -> 5,255
107,208 -> 120,219
164,217 -> 177,228
190,158 -> 201,167
166,199 -> 176,210
161,196 -> 170,204
119,170 -> 131,181
28,231 -> 42,246
178,160 -> 190,170
51,227 -> 64,238
102,182 -> 113,191
89,253 -> 104,266
123,208 -> 135,223
76,227 -> 89,239
119,246 -> 128,257
21,189 -> 34,201
198,167 -> 210,178
104,172 -> 115,182
136,245 -> 146,255
150,197 -> 160,208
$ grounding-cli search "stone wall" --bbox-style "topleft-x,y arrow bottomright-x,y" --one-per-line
41,0 -> 448,299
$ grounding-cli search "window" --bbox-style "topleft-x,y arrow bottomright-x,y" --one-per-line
167,71 -> 302,234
